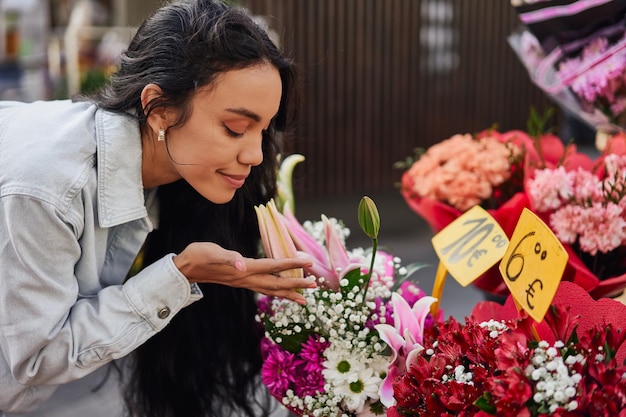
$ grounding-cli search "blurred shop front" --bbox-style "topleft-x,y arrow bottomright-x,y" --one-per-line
0,0 -> 159,101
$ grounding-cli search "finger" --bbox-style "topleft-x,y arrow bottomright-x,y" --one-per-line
249,275 -> 316,297
249,257 -> 312,274
269,288 -> 310,305
251,275 -> 317,291
222,249 -> 246,272
280,276 -> 317,289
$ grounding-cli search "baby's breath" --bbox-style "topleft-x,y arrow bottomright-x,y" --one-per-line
526,341 -> 584,413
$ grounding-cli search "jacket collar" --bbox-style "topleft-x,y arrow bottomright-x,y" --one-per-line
94,108 -> 150,228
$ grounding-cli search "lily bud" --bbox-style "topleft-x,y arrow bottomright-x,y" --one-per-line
358,196 -> 380,240
276,154 -> 305,214
255,199 -> 303,278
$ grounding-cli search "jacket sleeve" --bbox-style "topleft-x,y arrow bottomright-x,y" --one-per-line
0,193 -> 202,389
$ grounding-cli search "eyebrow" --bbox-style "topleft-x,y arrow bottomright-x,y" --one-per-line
225,107 -> 261,122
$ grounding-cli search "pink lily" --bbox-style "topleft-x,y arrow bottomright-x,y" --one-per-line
374,294 -> 438,407
281,205 -> 365,291
254,199 -> 303,279
280,205 -> 333,277
322,214 -> 351,278
318,214 -> 369,291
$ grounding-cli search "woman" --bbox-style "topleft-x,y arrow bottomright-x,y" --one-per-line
0,0 -> 313,416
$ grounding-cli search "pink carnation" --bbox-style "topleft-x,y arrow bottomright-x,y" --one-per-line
576,203 -> 626,255
528,166 -> 573,212
529,156 -> 626,258
570,168 -> 602,202
549,204 -> 588,245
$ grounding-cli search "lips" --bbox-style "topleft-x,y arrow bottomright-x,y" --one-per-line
221,173 -> 248,188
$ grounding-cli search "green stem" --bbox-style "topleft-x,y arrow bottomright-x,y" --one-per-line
361,238 -> 378,303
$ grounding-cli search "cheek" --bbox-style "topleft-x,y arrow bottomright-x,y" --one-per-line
169,138 -> 228,167
167,123 -> 222,160
176,155 -> 223,178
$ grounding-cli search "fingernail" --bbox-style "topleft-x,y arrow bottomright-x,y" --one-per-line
235,260 -> 244,271
296,297 -> 307,305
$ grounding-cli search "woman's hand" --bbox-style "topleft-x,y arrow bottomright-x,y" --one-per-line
173,242 -> 315,305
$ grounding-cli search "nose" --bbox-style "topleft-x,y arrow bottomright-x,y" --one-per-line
238,133 -> 264,167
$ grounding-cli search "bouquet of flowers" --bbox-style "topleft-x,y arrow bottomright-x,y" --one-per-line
398,129 -> 526,214
387,281 -> 626,417
398,125 -> 565,295
526,132 -> 626,298
256,179 -> 439,415
509,0 -> 626,140
555,34 -> 626,127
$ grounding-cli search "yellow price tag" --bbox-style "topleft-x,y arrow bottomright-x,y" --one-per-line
498,208 -> 568,323
432,205 -> 509,287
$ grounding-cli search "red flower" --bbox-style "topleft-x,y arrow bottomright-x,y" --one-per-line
438,381 -> 483,412
390,283 -> 626,417
486,370 -> 533,413
493,330 -> 531,370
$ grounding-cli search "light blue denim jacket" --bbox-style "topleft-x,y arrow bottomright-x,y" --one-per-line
0,100 -> 202,413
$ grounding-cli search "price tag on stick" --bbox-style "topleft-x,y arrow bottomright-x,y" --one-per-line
430,261 -> 448,317
498,208 -> 568,323
430,206 -> 509,317
432,205 -> 510,286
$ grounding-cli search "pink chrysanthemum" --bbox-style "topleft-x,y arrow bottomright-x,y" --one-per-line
293,369 -> 326,398
261,344 -> 299,397
299,335 -> 329,373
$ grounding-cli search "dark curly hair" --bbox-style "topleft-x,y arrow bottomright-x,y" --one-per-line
88,0 -> 301,416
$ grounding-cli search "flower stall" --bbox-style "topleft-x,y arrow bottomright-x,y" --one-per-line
254,152 -> 626,416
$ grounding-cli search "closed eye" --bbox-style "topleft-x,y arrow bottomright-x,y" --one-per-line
222,122 -> 244,138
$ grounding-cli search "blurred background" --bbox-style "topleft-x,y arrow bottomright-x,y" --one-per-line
0,0 -> 581,196
0,0 -> 593,318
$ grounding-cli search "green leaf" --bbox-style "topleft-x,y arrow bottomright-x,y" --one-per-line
605,339 -> 616,363
474,394 -> 496,414
566,327 -> 579,346
264,315 -> 316,354
390,262 -> 431,292
368,401 -> 385,415
341,267 -> 366,298
526,106 -> 555,138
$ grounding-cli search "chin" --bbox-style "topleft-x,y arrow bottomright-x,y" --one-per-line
200,189 -> 237,205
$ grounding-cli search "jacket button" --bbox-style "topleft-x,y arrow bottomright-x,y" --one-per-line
157,307 -> 171,319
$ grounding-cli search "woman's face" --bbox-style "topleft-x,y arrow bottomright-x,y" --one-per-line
163,64 -> 283,204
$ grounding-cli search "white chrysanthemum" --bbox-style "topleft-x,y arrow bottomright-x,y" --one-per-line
322,346 -> 365,384
334,367 -> 382,413
369,351 -> 393,377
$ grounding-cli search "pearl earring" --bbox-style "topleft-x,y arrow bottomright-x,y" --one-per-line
157,128 -> 165,142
